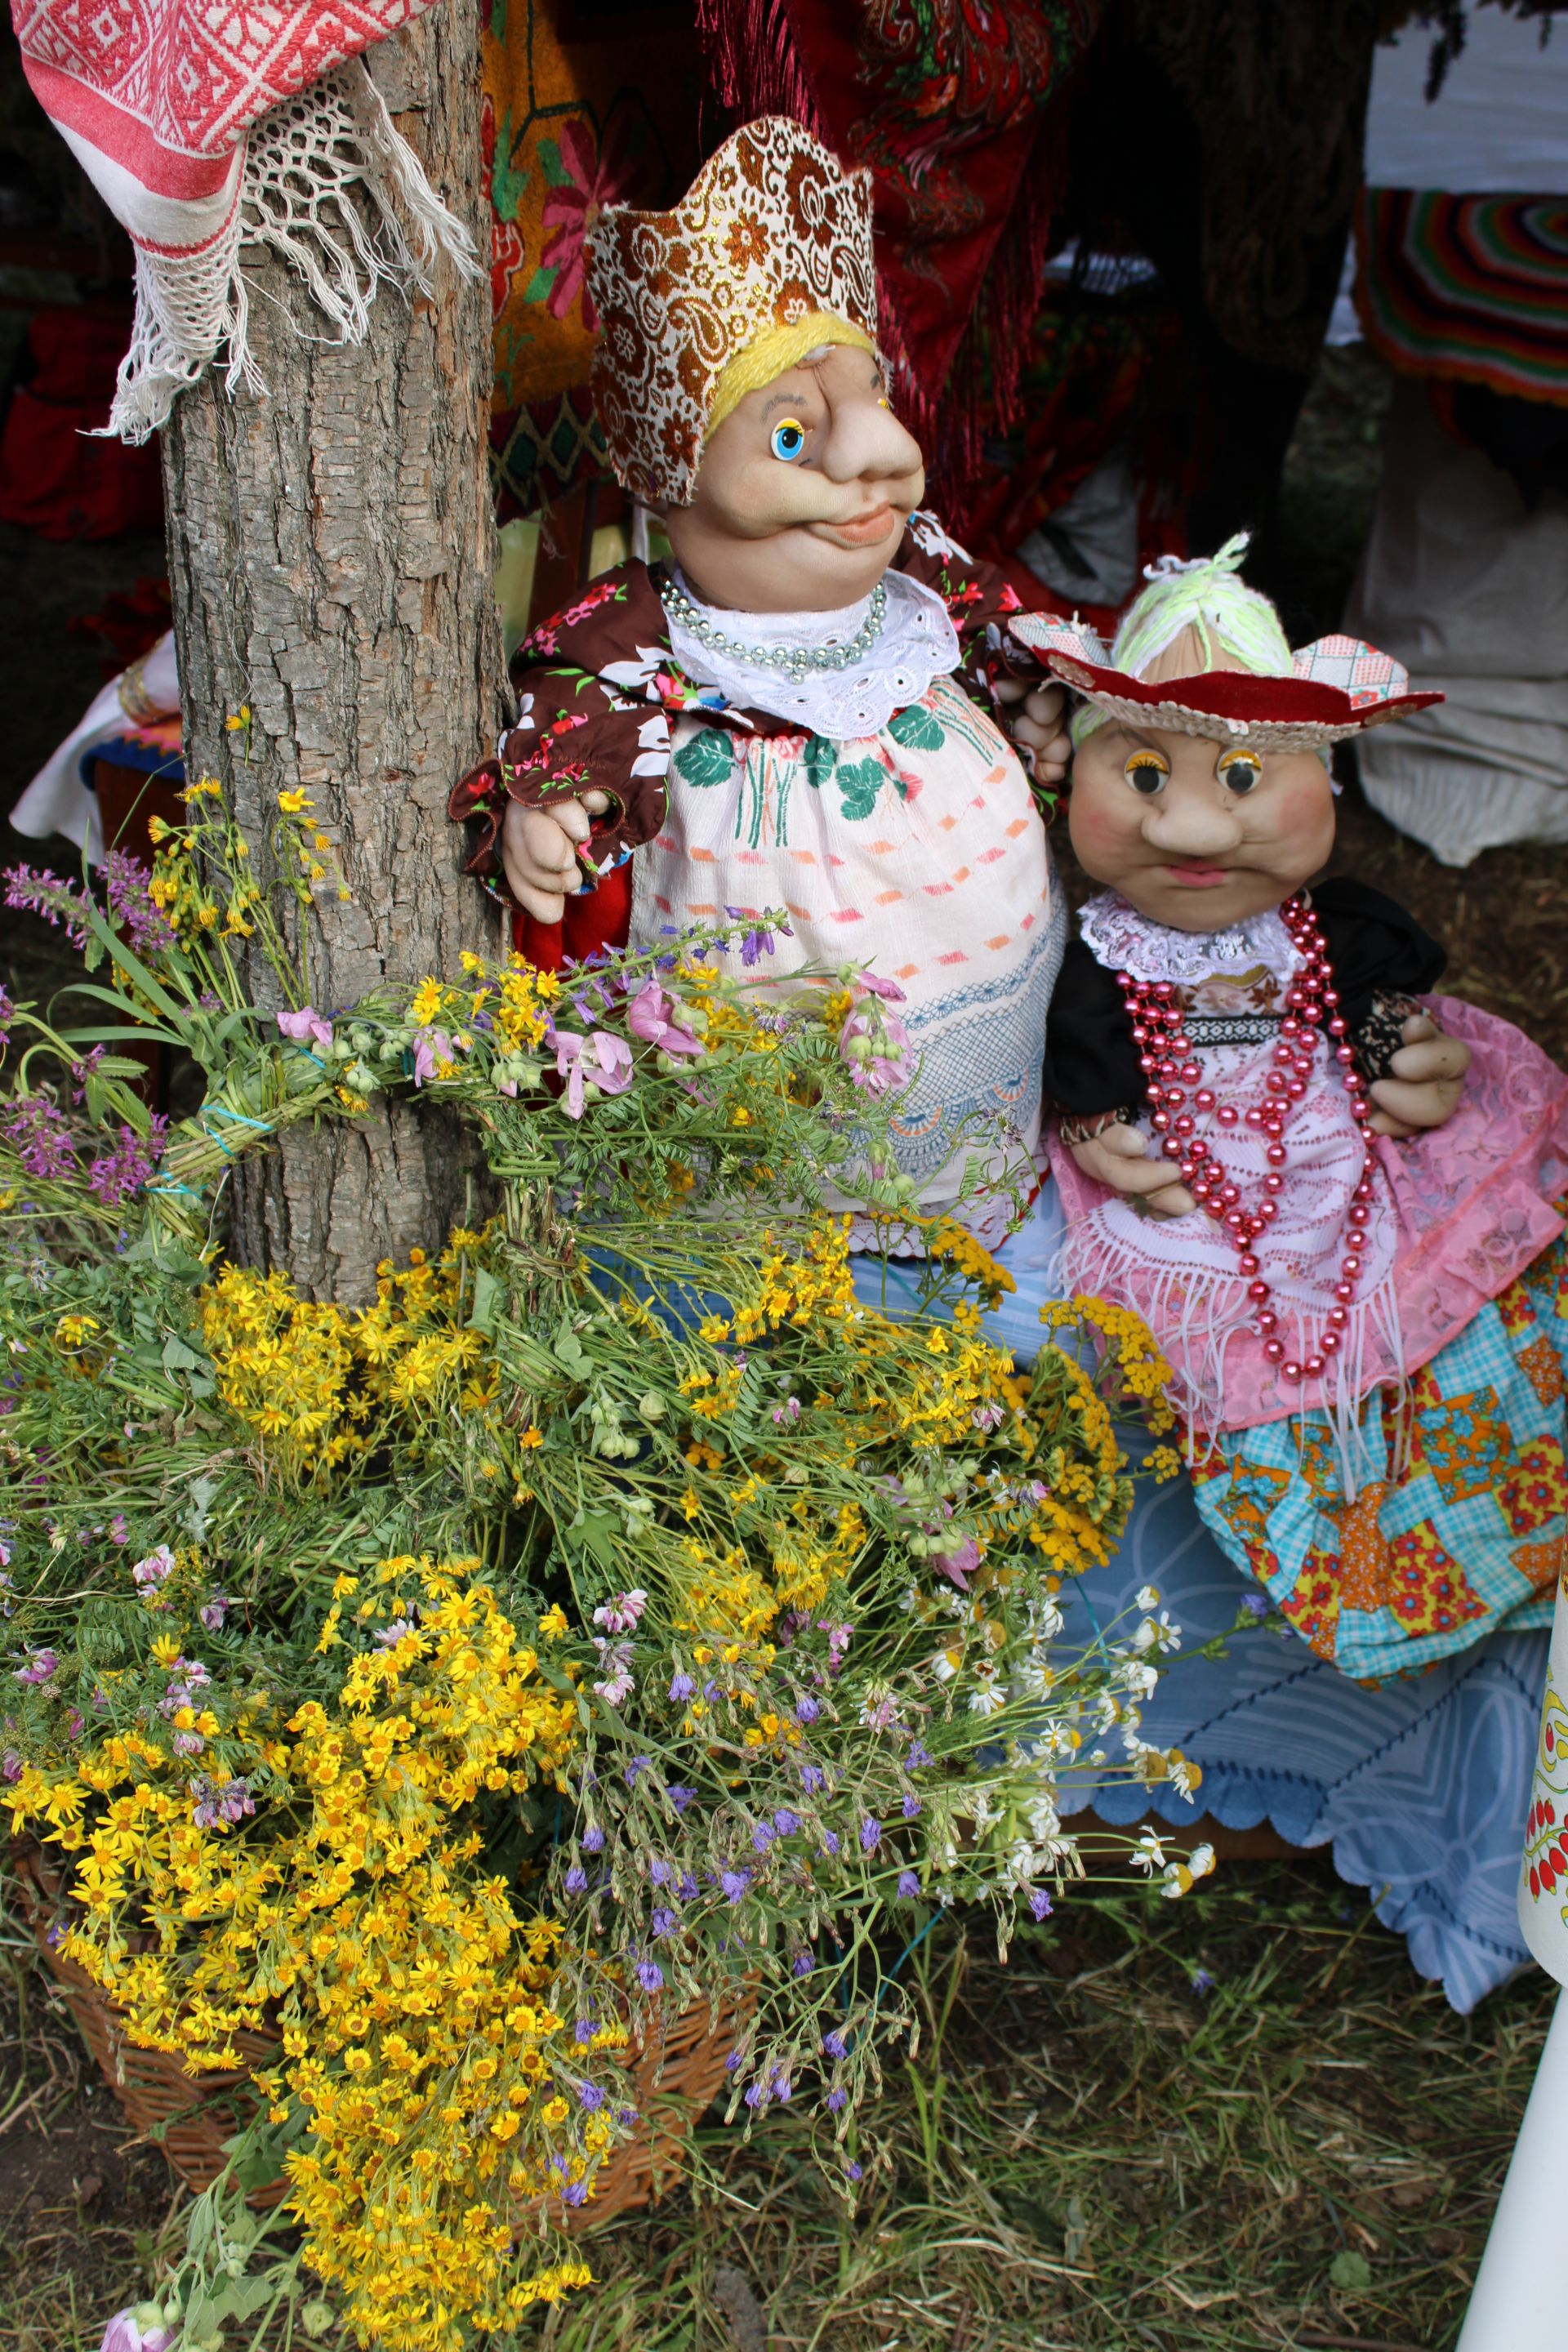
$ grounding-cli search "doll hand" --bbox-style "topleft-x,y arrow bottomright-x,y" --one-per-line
1366,1013 -> 1472,1138
501,792 -> 611,923
1067,1122 -> 1196,1218
992,678 -> 1071,790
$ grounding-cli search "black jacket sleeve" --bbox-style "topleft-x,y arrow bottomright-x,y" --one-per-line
1043,937 -> 1146,1116
1310,877 -> 1446,1027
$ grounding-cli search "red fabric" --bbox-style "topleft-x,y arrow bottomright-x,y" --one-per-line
1047,653 -> 1443,733
0,308 -> 163,538
512,862 -> 634,973
692,0 -> 1106,464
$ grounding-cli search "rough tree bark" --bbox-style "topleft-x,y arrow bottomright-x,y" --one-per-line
162,0 -> 504,1303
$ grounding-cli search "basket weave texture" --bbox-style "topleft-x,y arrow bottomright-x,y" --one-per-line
11,1839 -> 748,2232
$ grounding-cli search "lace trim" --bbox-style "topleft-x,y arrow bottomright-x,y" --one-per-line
663,568 -> 962,742
106,60 -> 479,444
1184,1012 -> 1283,1047
1077,890 -> 1303,988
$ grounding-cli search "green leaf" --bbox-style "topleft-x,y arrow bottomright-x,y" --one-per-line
490,105 -> 528,224
1329,2250 -> 1372,2292
803,735 -> 838,790
671,727 -> 735,791
538,136 -> 575,189
161,1335 -> 203,1374
888,702 -> 945,752
837,757 -> 885,822
523,264 -> 559,306
488,0 -> 507,39
468,1266 -> 501,1334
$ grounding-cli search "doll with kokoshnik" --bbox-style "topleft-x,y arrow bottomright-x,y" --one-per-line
449,115 -> 1075,1241
1006,543 -> 1568,1684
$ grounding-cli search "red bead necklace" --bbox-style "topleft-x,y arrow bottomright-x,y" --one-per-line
1114,891 -> 1376,1384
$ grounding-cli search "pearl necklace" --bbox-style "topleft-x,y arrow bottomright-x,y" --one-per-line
1115,893 -> 1375,1385
659,577 -> 889,681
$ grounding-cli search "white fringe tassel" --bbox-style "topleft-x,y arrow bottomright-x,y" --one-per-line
1053,1221 -> 1408,1498
106,58 -> 481,444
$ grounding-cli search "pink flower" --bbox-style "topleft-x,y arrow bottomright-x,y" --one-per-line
277,1007 -> 332,1053
131,1545 -> 176,1592
593,1588 -> 648,1634
554,1031 -> 634,1119
99,2309 -> 175,2352
412,1029 -> 454,1086
626,980 -> 702,1058
931,1535 -> 981,1591
853,971 -> 906,1004
540,114 -> 650,327
837,1004 -> 914,1098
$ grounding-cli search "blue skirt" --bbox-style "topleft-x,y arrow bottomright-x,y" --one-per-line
853,1184 -> 1548,2014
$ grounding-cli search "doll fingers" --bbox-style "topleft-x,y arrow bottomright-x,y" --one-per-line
548,797 -> 595,845
1368,1074 -> 1465,1130
1022,684 -> 1066,729
510,878 -> 569,924
1388,1030 -> 1471,1085
991,674 -> 1026,705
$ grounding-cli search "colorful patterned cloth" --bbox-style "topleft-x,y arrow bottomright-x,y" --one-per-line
1356,191 -> 1568,408
483,0 -> 702,510
11,0 -> 457,439
1520,1570 -> 1568,1984
1192,1218 -> 1568,1682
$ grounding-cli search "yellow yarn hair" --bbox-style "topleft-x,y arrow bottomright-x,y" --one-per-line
705,313 -> 876,442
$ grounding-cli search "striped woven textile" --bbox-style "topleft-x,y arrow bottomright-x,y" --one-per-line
1356,189 -> 1568,406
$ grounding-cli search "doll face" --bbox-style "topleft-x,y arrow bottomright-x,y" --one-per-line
1067,719 -> 1336,932
660,345 -> 925,613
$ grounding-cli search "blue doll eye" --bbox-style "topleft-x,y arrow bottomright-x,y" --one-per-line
769,418 -> 808,463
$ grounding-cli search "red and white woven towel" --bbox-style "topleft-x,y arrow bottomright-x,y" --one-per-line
11,0 -> 475,440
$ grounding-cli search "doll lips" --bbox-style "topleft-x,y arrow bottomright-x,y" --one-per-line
817,503 -> 897,547
1165,862 -> 1232,887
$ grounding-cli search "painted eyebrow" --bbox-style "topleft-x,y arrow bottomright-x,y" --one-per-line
758,388 -> 813,421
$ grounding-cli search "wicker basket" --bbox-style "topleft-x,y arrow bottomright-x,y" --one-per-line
11,1840 -> 748,2232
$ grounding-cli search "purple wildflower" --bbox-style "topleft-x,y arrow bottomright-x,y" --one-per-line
13,1647 -> 58,1686
1,1750 -> 20,1783
191,1775 -> 253,1829
577,2082 -> 607,2110
719,1868 -> 751,1904
560,2180 -> 589,2208
791,1953 -> 813,1977
5,864 -> 91,950
649,1858 -> 672,1886
3,1095 -> 75,1182
626,979 -> 702,1058
87,1117 -> 167,1207
651,1907 -> 677,1938
104,852 -> 174,956
898,1870 -> 920,1899
574,2017 -> 596,2046
1029,1889 -> 1054,1922
581,1825 -> 605,1854
624,1755 -> 650,1784
821,1830 -> 840,1857
669,1784 -> 695,1813
906,1740 -> 933,1770
822,2029 -> 847,2060
844,2158 -> 863,2180
107,1516 -> 127,1545
902,1793 -> 921,1820
677,1873 -> 699,1902
773,1808 -> 800,1835
564,1864 -> 588,1895
751,1820 -> 775,1852
795,1696 -> 821,1725
800,1764 -> 826,1795
827,2087 -> 849,2113
198,1595 -> 229,1633
635,1958 -> 665,1993
1239,1592 -> 1272,1621
668,1671 -> 696,1702
1190,1967 -> 1216,1996
0,985 -> 11,1051
859,1818 -> 881,1855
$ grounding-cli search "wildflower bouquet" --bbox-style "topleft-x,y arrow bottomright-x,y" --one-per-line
0,790 -> 1192,2352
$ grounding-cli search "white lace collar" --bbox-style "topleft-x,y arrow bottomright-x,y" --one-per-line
1077,890 -> 1303,987
664,566 -> 962,742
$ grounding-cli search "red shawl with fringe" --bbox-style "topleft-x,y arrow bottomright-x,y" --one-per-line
693,0 -> 1105,470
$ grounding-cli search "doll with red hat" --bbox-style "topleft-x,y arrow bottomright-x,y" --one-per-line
450,115 -> 1071,1238
1012,541 -> 1568,1682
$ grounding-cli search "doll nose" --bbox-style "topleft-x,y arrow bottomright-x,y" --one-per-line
817,387 -> 924,487
1142,783 -> 1245,858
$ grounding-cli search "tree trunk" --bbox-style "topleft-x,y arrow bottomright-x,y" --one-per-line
163,0 -> 504,1303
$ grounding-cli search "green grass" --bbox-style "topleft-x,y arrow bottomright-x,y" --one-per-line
6,1859 -> 1550,2352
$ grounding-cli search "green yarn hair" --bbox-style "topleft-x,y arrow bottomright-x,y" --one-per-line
1069,532 -> 1298,750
